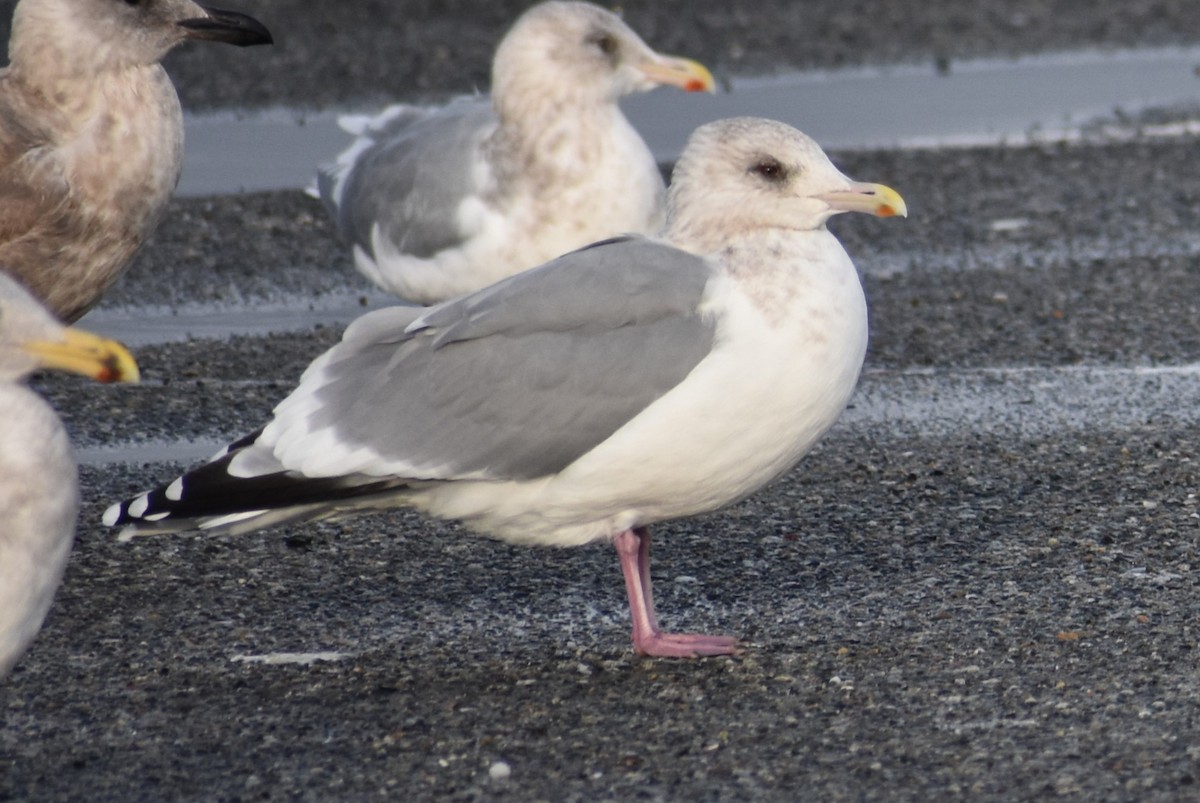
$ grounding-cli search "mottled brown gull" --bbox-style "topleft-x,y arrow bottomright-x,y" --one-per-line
316,0 -> 715,305
0,273 -> 139,679
0,0 -> 272,323
107,117 -> 906,658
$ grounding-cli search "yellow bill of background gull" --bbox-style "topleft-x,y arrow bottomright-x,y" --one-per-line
107,117 -> 906,658
0,0 -> 272,323
0,273 -> 139,679
316,0 -> 715,305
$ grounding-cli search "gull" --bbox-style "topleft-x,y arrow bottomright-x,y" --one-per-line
107,117 -> 906,658
0,273 -> 139,679
0,0 -> 272,322
316,0 -> 715,304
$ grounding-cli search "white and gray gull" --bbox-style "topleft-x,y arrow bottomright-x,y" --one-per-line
0,273 -> 139,679
0,0 -> 272,323
316,0 -> 715,305
107,117 -> 906,658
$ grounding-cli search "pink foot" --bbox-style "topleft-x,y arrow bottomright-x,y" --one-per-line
614,527 -> 742,658
631,630 -> 742,658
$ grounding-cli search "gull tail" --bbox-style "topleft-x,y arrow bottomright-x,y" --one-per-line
103,430 -> 411,540
313,104 -> 432,216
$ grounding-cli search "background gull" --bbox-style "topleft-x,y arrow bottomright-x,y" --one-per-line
107,117 -> 906,658
316,0 -> 715,305
0,0 -> 272,323
0,273 -> 138,679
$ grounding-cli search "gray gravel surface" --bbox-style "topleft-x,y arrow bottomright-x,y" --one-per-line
4,1 -> 1200,801
4,0 -> 1200,109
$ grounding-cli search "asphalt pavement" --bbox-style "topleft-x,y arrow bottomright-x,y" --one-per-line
3,1 -> 1200,801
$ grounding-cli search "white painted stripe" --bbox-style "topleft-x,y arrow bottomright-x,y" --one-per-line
176,46 -> 1200,197
77,438 -> 230,468
231,652 -> 352,666
842,363 -> 1200,438
78,290 -> 400,347
74,362 -> 1200,475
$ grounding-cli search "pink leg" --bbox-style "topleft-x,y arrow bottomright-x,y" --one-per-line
613,527 -> 741,658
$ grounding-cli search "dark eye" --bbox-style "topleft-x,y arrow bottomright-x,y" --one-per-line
124,0 -> 141,5
752,159 -> 787,182
589,32 -> 618,57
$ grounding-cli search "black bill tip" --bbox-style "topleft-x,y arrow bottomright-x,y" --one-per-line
179,6 -> 273,47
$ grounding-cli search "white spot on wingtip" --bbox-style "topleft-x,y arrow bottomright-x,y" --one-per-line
166,477 -> 184,501
144,512 -> 170,522
128,493 -> 150,518
101,503 -> 121,527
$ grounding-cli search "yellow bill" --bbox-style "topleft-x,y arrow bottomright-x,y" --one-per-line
23,327 -> 140,384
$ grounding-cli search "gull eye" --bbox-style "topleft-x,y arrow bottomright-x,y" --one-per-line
752,158 -> 787,183
589,32 -> 619,57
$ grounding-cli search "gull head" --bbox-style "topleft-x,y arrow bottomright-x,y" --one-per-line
491,1 -> 714,108
666,117 -> 907,251
9,0 -> 271,75
0,273 -> 139,384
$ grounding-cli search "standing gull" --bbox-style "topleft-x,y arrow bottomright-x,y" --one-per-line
0,0 -> 272,323
107,117 -> 906,658
0,273 -> 139,679
317,0 -> 715,304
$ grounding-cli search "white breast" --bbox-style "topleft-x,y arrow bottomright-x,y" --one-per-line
0,385 -> 78,677
417,229 -> 868,547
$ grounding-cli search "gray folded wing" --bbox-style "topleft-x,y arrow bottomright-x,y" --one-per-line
284,237 -> 719,481
317,100 -> 497,261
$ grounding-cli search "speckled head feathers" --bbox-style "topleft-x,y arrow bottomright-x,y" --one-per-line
8,0 -> 270,76
666,117 -> 906,251
491,1 -> 713,109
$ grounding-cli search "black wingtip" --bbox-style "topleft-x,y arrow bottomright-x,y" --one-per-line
179,6 -> 273,47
